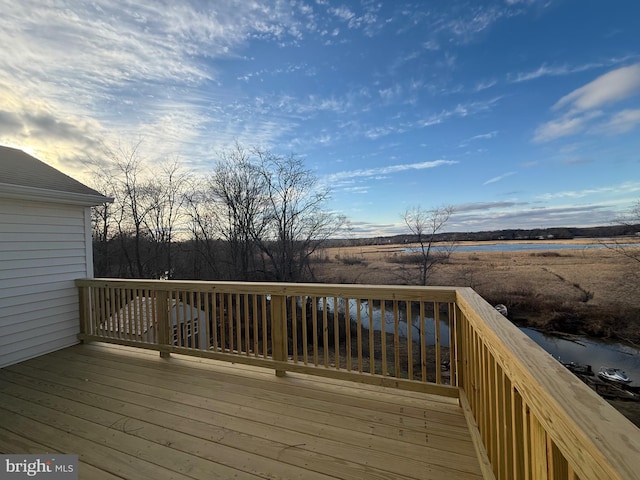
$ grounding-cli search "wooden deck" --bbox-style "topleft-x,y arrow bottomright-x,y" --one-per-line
0,342 -> 486,480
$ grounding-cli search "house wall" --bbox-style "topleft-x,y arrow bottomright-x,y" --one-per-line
0,198 -> 93,368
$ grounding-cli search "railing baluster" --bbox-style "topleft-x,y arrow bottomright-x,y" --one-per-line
530,412 -> 549,480
156,289 -> 170,358
356,298 -> 363,373
219,293 -> 226,353
322,297 -> 329,368
381,300 -> 387,377
393,300 -> 400,378
523,403 -> 532,480
226,293 -> 233,353
511,386 -> 525,480
261,294 -> 267,358
270,294 -> 286,377
504,373 -> 514,479
138,289 -> 145,342
301,296 -> 308,365
435,302 -> 441,384
547,435 -> 569,479
481,341 -> 490,456
312,296 -> 318,366
291,296 -> 298,363
244,294 -> 250,355
235,293 -> 241,354
344,298 -> 351,372
368,299 -> 374,375
333,297 -> 339,370
186,290 -> 192,348
450,303 -> 457,385
128,288 -> 135,341
252,294 -> 258,357
199,291 -> 208,350
406,300 -> 413,381
211,292 -> 218,352
174,290 -> 183,347
420,301 -> 426,382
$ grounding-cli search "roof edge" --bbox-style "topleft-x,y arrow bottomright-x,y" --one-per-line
0,182 -> 114,206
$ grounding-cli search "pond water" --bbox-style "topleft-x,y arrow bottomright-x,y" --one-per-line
521,328 -> 640,386
322,298 -> 450,347
318,299 -> 639,384
405,242 -> 639,253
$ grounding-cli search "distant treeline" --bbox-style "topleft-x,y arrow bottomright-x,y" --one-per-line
325,224 -> 640,248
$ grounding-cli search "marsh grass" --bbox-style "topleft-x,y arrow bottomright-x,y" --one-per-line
314,241 -> 640,343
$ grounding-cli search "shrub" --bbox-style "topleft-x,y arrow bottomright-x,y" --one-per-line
530,251 -> 569,257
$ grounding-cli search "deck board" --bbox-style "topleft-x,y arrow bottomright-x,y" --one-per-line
0,343 -> 485,479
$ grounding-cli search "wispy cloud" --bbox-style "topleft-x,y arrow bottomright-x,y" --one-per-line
454,201 -> 528,213
510,56 -> 638,83
449,203 -> 619,231
327,2 -> 382,36
597,109 -> 640,134
513,61 -> 599,83
483,171 -> 516,185
327,159 -> 458,183
459,130 -> 498,148
533,111 -> 602,142
553,63 -> 640,112
422,97 -> 503,127
536,181 -> 640,200
474,79 -> 497,92
469,131 -> 498,142
533,63 -> 640,142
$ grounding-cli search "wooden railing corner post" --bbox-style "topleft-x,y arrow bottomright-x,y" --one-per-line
270,294 -> 287,377
77,284 -> 89,343
156,290 -> 171,358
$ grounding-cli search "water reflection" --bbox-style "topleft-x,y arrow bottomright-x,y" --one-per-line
309,298 -> 639,383
320,298 -> 451,347
522,328 -> 640,386
406,242 -> 640,254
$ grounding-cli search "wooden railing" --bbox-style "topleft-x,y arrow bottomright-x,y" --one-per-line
76,279 -> 640,480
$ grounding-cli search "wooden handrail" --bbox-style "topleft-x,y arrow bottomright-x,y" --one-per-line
75,278 -> 640,480
455,287 -> 640,480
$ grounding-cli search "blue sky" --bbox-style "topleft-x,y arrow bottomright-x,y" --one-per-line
1,0 -> 639,236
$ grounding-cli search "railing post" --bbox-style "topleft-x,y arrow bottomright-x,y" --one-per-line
77,284 -> 89,342
156,290 -> 171,358
454,303 -> 465,388
270,294 -> 287,377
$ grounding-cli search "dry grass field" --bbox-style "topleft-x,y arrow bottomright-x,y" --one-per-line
314,239 -> 640,426
314,239 -> 640,345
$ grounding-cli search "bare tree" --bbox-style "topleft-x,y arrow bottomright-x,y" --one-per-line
107,142 -> 152,278
253,149 -> 346,282
141,159 -> 190,278
605,200 -> 640,265
87,163 -> 117,277
403,205 -> 455,285
207,145 -> 270,280
183,180 -> 224,279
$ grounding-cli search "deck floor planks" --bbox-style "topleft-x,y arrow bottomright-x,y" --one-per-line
0,343 -> 485,480
52,345 -> 471,432
37,348 -> 474,450
0,365 -> 475,468
78,342 -> 460,406
0,365 -> 481,478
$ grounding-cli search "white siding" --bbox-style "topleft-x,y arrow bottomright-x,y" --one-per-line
0,198 -> 92,367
